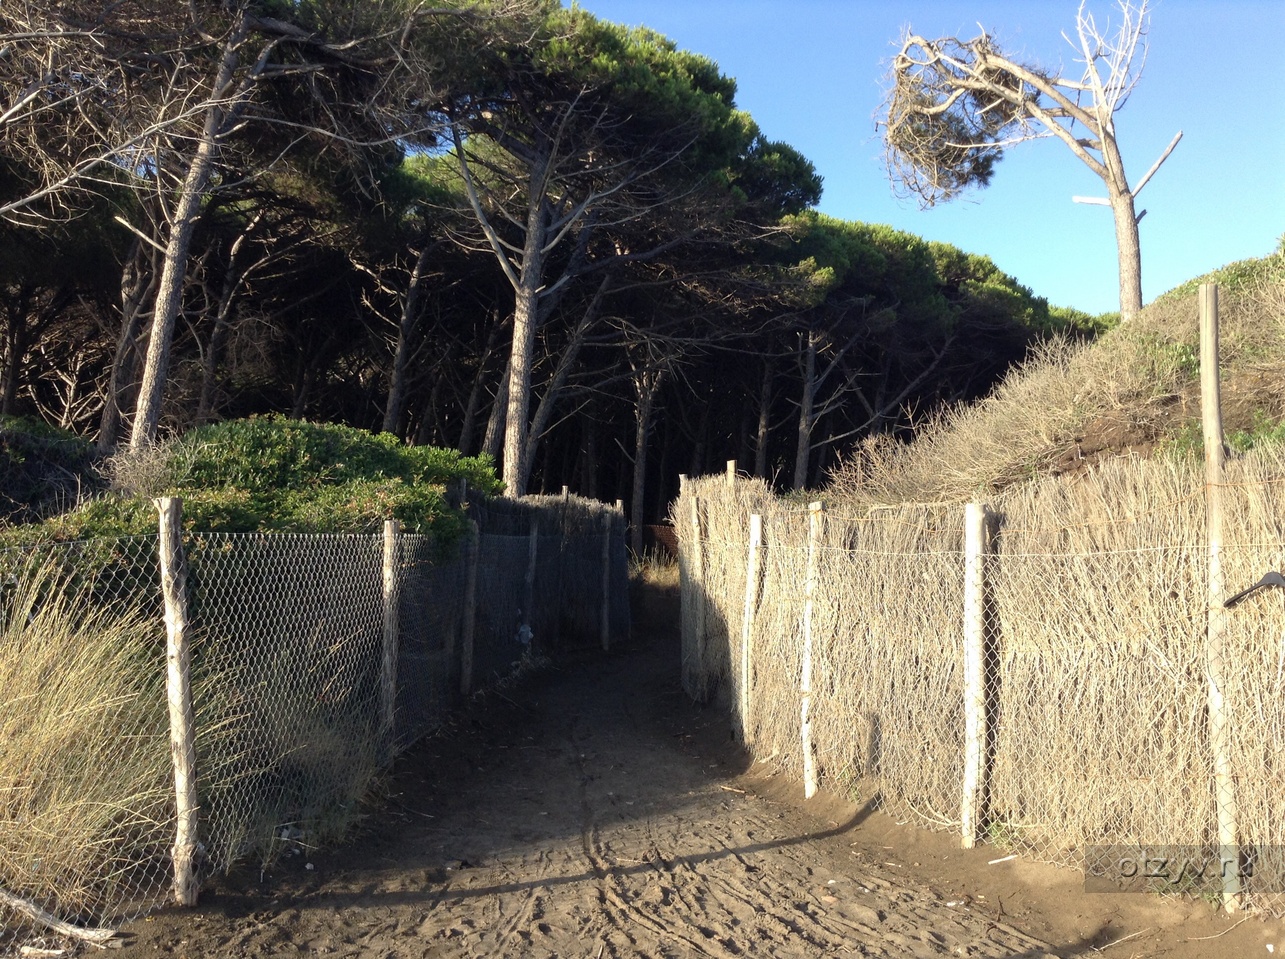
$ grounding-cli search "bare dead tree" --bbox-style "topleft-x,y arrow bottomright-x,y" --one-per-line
881,0 -> 1180,320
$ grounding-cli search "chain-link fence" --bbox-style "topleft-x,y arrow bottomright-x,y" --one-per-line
676,450 -> 1285,916
0,493 -> 628,948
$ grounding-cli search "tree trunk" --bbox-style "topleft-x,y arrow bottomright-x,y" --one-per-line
129,13 -> 252,451
0,330 -> 25,416
98,237 -> 156,454
457,311 -> 503,455
482,353 -> 511,465
755,359 -> 773,478
793,330 -> 817,490
630,368 -> 663,556
1109,183 -> 1143,322
382,243 -> 433,435
0,287 -> 32,416
581,422 -> 598,500
501,210 -> 547,496
524,275 -> 610,476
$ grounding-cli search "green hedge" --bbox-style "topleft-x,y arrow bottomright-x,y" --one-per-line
2,417 -> 502,547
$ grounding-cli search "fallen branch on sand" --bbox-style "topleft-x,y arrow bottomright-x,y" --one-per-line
0,887 -> 122,949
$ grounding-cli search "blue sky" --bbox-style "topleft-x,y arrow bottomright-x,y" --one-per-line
573,0 -> 1284,315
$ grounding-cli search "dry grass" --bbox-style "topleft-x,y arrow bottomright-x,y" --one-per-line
827,259 -> 1285,507
0,559 -> 173,926
677,437 -> 1285,912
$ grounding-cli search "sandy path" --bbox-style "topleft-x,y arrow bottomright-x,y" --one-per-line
37,585 -> 1271,959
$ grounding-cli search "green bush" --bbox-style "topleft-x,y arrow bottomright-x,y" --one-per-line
3,417 -> 502,546
1159,247 -> 1285,301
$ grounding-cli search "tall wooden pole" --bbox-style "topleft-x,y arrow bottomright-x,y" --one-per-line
155,496 -> 199,906
1201,282 -> 1240,911
740,514 -> 764,745
961,503 -> 990,849
684,495 -> 707,700
801,501 -> 823,799
600,510 -> 613,652
524,516 -> 539,641
380,519 -> 401,748
460,521 -> 480,696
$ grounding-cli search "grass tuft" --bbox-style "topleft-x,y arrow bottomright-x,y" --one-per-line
0,557 -> 172,924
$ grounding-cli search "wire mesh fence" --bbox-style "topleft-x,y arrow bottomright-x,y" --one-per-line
0,537 -> 174,943
676,452 -> 1285,917
0,493 -> 628,948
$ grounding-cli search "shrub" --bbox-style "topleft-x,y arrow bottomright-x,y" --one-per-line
4,418 -> 502,546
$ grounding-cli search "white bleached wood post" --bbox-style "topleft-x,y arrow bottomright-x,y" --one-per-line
961,502 -> 990,849
1201,282 -> 1240,911
380,519 -> 401,747
727,459 -> 737,487
740,514 -> 764,745
460,520 -> 480,696
802,501 -> 823,799
155,496 -> 199,906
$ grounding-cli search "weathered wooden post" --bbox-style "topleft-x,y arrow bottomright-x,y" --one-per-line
802,501 -> 823,799
600,509 -> 613,652
1201,282 -> 1240,911
961,502 -> 991,849
524,511 -> 539,637
690,495 -> 707,694
155,496 -> 199,906
460,520 -> 480,695
740,513 -> 764,745
380,519 -> 401,748
726,459 -> 737,487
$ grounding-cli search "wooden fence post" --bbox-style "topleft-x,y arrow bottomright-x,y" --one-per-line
155,496 -> 199,907
460,520 -> 480,696
1201,282 -> 1240,911
690,496 -> 707,695
740,513 -> 763,745
802,501 -> 823,800
523,515 -> 539,646
726,459 -> 737,487
600,510 -> 613,652
380,519 -> 401,747
961,502 -> 991,849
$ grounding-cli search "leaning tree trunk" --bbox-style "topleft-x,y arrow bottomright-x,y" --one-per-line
382,243 -> 433,436
129,14 -> 252,451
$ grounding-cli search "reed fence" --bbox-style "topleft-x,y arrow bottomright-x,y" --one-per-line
0,492 -> 628,948
676,447 -> 1285,916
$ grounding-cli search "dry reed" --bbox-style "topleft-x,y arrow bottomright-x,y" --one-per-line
0,558 -> 173,927
677,438 -> 1285,914
827,272 -> 1284,506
